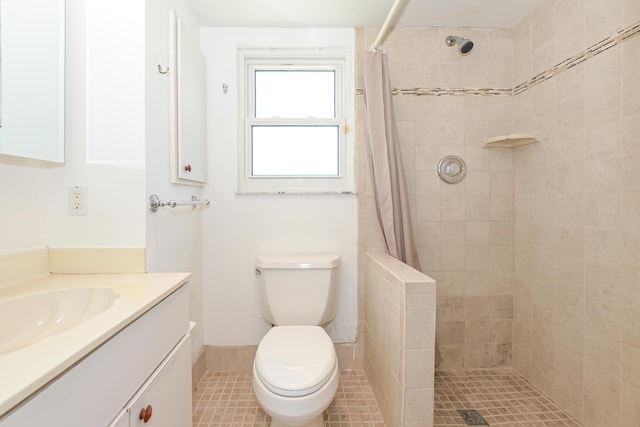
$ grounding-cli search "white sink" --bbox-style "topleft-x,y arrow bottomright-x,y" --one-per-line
0,287 -> 119,355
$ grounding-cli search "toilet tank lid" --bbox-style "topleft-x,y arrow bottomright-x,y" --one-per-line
256,254 -> 340,269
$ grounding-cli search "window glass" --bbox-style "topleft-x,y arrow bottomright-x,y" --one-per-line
255,71 -> 335,119
238,47 -> 354,194
251,126 -> 339,176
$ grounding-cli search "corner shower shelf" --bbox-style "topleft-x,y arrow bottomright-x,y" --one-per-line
483,133 -> 539,148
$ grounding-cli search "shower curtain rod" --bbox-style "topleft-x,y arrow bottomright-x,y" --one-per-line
369,0 -> 410,51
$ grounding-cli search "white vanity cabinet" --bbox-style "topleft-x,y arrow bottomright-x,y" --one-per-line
0,285 -> 192,427
110,332 -> 192,427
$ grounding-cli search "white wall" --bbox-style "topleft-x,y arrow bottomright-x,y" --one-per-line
85,0 -> 145,165
1,0 -> 146,253
144,0 -> 205,362
0,165 -> 47,255
200,28 -> 359,346
46,0 -> 147,248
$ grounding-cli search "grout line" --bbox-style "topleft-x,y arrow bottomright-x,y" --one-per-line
194,367 -> 584,426
192,369 -> 386,427
434,368 -> 583,426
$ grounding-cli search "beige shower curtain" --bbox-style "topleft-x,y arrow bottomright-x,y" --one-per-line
363,50 -> 420,269
363,49 -> 442,366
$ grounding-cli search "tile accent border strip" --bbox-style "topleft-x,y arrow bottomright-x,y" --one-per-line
355,86 -> 512,97
356,87 -> 513,96
356,21 -> 640,97
394,87 -> 511,96
513,21 -> 640,95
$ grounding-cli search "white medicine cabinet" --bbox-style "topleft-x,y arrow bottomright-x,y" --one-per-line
169,10 -> 207,185
0,0 -> 65,166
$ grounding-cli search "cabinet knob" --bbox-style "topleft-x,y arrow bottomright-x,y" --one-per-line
139,405 -> 153,423
184,164 -> 192,172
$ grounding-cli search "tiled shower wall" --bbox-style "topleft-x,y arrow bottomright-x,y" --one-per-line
356,28 -> 516,369
510,0 -> 640,426
356,1 -> 639,422
363,251 -> 436,427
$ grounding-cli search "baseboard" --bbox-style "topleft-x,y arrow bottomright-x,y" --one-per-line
192,347 -> 206,389
202,342 -> 364,373
335,342 -> 364,369
205,345 -> 258,372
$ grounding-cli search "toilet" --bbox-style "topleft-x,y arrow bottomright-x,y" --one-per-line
253,254 -> 341,427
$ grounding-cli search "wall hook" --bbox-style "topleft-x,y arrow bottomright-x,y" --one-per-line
158,64 -> 170,74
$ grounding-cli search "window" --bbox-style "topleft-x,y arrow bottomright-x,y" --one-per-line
238,48 -> 355,194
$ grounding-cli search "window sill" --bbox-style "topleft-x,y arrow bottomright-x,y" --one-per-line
235,190 -> 357,196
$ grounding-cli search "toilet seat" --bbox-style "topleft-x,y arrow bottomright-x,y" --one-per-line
255,326 -> 337,398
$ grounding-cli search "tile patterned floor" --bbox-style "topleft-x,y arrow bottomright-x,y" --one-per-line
192,369 -> 385,427
434,368 -> 582,426
193,367 -> 582,427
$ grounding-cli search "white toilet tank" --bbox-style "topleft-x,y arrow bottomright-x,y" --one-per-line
255,254 -> 340,326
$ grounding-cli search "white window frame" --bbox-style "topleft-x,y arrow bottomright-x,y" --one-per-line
237,47 -> 355,194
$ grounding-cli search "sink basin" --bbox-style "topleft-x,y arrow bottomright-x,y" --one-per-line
0,287 -> 119,355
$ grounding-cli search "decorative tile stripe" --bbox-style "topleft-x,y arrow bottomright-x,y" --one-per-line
357,21 -> 640,98
513,21 -> 640,94
355,87 -> 511,96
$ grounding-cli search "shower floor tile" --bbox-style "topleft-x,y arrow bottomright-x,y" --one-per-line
434,368 -> 582,427
193,369 -> 385,427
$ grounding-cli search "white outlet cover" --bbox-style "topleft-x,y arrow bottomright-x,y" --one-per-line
69,185 -> 88,216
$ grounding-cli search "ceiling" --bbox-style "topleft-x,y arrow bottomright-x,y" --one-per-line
185,0 -> 548,29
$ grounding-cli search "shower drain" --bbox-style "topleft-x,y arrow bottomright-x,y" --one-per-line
457,409 -> 489,425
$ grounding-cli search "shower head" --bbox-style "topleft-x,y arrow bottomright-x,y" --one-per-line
445,35 -> 474,55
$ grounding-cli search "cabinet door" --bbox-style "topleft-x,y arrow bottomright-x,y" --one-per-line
128,333 -> 192,427
170,11 -> 207,185
0,0 -> 65,165
108,410 -> 129,427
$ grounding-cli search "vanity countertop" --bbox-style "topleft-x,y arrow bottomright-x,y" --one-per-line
0,272 -> 190,419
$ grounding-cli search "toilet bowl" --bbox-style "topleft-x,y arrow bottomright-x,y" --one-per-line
253,254 -> 341,427
253,326 -> 339,427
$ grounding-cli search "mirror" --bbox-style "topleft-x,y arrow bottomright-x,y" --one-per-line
0,0 -> 65,165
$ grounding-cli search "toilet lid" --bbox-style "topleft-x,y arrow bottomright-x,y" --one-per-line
255,326 -> 337,397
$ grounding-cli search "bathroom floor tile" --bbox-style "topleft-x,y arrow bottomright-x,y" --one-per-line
193,369 -> 385,427
434,368 -> 583,426
193,367 -> 579,427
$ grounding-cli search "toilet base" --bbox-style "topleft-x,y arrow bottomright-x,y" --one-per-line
270,414 -> 323,427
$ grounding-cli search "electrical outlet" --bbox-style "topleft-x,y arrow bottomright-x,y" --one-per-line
69,185 -> 88,216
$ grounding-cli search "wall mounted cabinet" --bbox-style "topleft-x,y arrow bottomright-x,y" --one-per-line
0,0 -> 65,166
169,10 -> 207,185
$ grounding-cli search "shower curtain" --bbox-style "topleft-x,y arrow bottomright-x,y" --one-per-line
363,49 -> 442,366
363,50 -> 420,270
